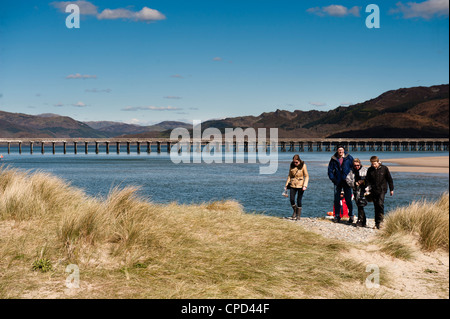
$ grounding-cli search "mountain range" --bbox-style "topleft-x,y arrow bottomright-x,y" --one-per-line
0,84 -> 448,139
0,111 -> 191,138
199,84 -> 449,138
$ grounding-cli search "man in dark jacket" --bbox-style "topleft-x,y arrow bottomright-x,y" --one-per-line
328,145 -> 354,224
366,156 -> 394,229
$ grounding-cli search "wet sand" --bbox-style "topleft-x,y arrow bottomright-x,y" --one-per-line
375,156 -> 449,174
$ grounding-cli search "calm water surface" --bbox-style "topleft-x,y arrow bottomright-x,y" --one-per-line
1,147 -> 448,219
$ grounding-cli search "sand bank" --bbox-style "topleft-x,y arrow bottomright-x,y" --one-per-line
377,156 -> 449,174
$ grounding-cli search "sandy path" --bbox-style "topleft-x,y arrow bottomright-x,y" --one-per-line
290,218 -> 449,299
344,244 -> 449,299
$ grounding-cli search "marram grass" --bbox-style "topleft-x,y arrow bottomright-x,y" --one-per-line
0,166 -> 381,298
378,193 -> 449,259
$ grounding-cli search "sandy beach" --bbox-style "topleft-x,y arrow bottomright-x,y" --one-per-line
381,156 -> 449,174
361,156 -> 449,174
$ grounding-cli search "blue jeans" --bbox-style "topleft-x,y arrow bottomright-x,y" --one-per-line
334,182 -> 353,219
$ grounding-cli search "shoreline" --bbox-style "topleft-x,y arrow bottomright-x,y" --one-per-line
363,156 -> 449,174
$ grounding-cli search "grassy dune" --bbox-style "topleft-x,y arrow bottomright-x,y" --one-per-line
0,166 -> 368,299
1,166 -> 447,299
378,193 -> 449,260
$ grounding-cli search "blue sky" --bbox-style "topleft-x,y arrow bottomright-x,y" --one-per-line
0,0 -> 448,125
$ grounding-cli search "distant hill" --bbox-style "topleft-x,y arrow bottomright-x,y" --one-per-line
0,111 -> 192,138
84,120 -> 192,137
83,121 -> 150,137
0,111 -> 106,138
198,84 -> 449,138
316,84 -> 449,138
1,84 -> 448,138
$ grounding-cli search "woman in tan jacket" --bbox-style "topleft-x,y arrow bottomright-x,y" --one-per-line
284,154 -> 309,220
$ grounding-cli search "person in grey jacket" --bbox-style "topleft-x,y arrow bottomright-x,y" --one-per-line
346,158 -> 368,227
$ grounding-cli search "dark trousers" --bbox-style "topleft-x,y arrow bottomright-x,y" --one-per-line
372,192 -> 386,226
290,188 -> 304,207
357,206 -> 366,225
354,189 -> 367,225
334,182 -> 353,219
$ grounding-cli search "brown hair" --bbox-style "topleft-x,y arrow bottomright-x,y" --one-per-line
370,156 -> 379,162
290,154 -> 304,169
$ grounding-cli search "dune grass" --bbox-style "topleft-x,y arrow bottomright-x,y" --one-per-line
0,165 -> 371,299
378,193 -> 449,260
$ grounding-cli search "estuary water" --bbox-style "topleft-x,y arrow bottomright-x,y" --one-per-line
1,146 -> 448,219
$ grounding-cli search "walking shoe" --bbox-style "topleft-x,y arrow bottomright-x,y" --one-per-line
374,223 -> 383,230
355,221 -> 366,227
347,216 -> 354,225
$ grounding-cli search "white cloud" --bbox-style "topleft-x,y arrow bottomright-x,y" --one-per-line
54,101 -> 90,107
134,7 -> 166,22
212,57 -> 223,61
97,8 -> 132,20
51,1 -> 166,22
97,6 -> 166,22
50,1 -> 98,15
307,5 -> 361,17
128,118 -> 142,125
121,106 -> 182,111
72,101 -> 88,107
66,73 -> 97,79
126,118 -> 156,125
390,0 -> 449,19
347,6 -> 361,17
